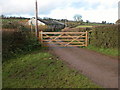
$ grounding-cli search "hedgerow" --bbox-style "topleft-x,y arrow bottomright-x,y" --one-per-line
2,19 -> 41,62
89,25 -> 119,48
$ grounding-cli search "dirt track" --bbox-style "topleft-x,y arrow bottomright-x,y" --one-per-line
49,45 -> 118,88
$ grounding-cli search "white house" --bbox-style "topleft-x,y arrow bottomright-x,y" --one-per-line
28,17 -> 46,26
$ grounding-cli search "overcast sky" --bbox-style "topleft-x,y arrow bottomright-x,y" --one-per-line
0,0 -> 119,23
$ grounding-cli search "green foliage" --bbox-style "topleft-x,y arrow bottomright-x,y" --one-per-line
76,25 -> 92,28
2,30 -> 40,62
89,25 -> 119,48
2,19 -> 30,30
3,49 -> 100,88
85,45 -> 118,57
2,19 -> 41,62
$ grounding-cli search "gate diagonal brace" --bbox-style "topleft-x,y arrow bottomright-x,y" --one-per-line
41,32 -> 87,47
47,34 -> 64,43
45,34 -> 69,46
65,33 -> 86,46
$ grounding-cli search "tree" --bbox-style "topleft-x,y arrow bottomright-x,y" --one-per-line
86,20 -> 89,23
1,15 -> 6,19
73,14 -> 82,22
102,21 -> 106,24
43,17 -> 53,20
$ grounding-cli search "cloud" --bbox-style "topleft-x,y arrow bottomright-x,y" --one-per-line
1,0 -> 72,15
46,7 -> 118,23
0,0 -> 119,23
70,1 -> 101,10
1,0 -> 35,15
118,1 -> 120,19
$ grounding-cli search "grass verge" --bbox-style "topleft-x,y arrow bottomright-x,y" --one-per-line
76,25 -> 93,28
85,45 -> 118,57
3,47 -> 100,88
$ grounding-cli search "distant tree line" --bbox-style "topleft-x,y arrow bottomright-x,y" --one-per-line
1,15 -> 114,25
0,15 -> 30,19
85,20 -> 114,25
42,17 -> 68,22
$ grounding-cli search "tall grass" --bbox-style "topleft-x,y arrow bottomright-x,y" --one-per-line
85,45 -> 118,57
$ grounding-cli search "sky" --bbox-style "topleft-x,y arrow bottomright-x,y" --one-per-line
0,0 -> 119,23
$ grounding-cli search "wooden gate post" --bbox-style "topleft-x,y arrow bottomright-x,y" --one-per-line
39,31 -> 43,45
85,31 -> 88,46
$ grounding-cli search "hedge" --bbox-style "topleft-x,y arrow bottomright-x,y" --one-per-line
89,25 -> 119,48
2,30 -> 41,62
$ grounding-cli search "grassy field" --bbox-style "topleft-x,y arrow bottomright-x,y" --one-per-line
76,25 -> 93,28
85,45 -> 118,57
82,22 -> 107,26
3,47 -> 100,88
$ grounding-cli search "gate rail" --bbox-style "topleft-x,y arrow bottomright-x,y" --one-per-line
39,31 -> 88,47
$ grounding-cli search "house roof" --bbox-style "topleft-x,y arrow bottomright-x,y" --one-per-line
38,18 -> 65,26
116,19 -> 120,24
28,18 -> 46,25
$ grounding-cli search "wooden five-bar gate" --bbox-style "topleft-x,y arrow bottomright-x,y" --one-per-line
39,31 -> 88,47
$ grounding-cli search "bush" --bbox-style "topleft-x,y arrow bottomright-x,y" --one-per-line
2,29 -> 41,62
2,19 -> 41,62
2,30 -> 40,61
2,19 -> 40,61
89,25 -> 119,48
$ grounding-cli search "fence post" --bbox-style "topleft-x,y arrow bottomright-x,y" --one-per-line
39,31 -> 43,45
85,31 -> 88,47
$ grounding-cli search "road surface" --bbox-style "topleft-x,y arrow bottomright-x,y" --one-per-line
48,45 -> 118,88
